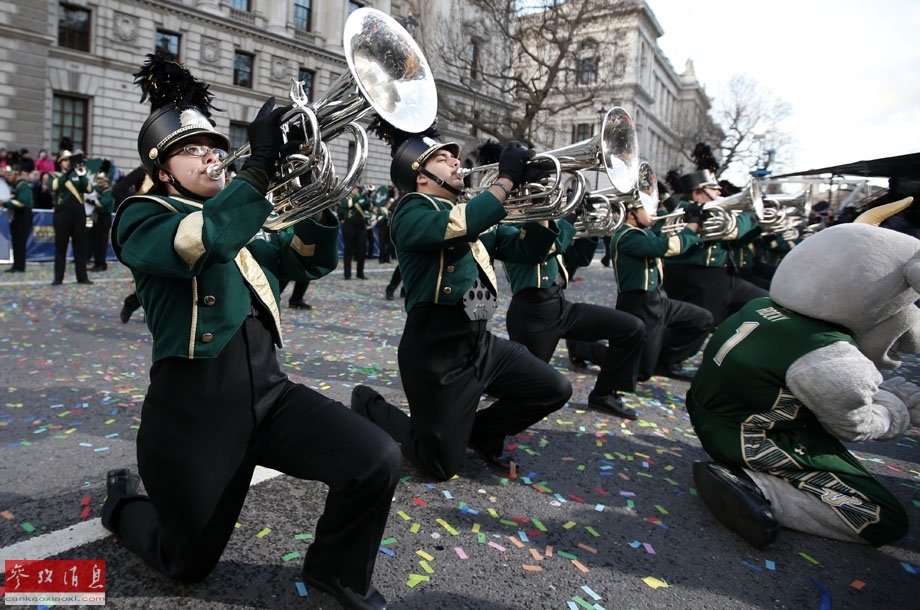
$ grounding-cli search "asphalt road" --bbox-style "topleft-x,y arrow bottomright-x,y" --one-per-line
1,256 -> 918,610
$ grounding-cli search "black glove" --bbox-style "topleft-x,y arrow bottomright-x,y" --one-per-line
522,157 -> 553,185
683,202 -> 708,224
497,141 -> 535,189
242,97 -> 290,175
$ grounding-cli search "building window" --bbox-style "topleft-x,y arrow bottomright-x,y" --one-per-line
58,4 -> 91,52
469,39 -> 481,81
297,68 -> 315,100
576,41 -> 598,85
234,51 -> 254,88
155,30 -> 181,61
294,0 -> 312,31
573,123 -> 592,143
348,1 -> 365,14
230,0 -> 250,11
53,95 -> 88,153
347,140 -> 357,169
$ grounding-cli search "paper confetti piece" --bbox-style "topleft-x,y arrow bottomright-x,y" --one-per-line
545,545 -> 554,558
557,550 -> 578,560
798,552 -> 820,565
810,577 -> 831,610
282,551 -> 301,561
571,559 -> 589,573
528,548 -> 543,561
21,523 -> 35,533
581,585 -> 602,600
396,510 -> 412,521
413,497 -> 426,507
378,546 -> 395,557
849,580 -> 865,590
256,528 -> 271,538
436,518 -> 459,536
585,526 -> 600,537
405,574 -> 430,588
764,560 -> 776,570
488,541 -> 506,552
577,543 -> 598,554
642,542 -> 655,555
522,564 -> 543,572
416,550 -> 434,561
508,536 -> 525,549
563,520 -> 577,529
0,511 -> 14,520
419,560 -> 434,574
454,547 -> 468,560
295,581 -> 308,596
642,576 -> 670,589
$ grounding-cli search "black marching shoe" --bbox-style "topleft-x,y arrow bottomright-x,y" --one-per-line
385,287 -> 395,301
288,300 -> 312,310
77,279 -> 94,285
119,306 -> 133,324
588,392 -> 637,420
301,564 -> 387,610
351,384 -> 383,420
655,363 -> 696,382
101,468 -> 141,533
692,461 -> 780,549
468,433 -> 512,471
568,355 -> 589,370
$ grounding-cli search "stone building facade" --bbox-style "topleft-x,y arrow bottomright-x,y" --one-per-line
0,0 -> 717,192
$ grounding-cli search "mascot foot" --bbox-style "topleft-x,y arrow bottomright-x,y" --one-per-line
693,461 -> 780,549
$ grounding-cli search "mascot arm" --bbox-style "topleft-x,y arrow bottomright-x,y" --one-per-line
786,342 -> 911,441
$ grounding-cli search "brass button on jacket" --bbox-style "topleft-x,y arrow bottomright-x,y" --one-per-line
203,295 -> 216,306
442,286 -> 452,295
446,265 -> 455,273
201,333 -> 214,343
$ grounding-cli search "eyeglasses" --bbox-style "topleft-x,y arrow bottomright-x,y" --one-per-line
176,145 -> 228,160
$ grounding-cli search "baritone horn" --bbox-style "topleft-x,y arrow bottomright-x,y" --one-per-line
458,107 -> 640,222
206,7 -> 437,231
658,180 -> 764,241
574,161 -> 658,236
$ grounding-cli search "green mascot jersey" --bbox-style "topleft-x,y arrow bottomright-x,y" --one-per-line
687,297 -> 908,544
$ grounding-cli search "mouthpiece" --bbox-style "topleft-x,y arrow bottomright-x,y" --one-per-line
206,163 -> 225,180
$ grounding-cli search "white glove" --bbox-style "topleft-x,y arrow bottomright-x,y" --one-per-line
880,376 -> 920,426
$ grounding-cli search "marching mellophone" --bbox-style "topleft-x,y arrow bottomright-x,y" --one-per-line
457,107 -> 640,223
206,8 -> 438,231
657,180 -> 765,241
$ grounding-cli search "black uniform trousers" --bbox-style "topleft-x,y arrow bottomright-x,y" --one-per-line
341,220 -> 366,279
89,210 -> 112,270
52,199 -> 90,283
7,208 -> 33,271
377,221 -> 392,263
111,315 -> 402,591
507,285 -> 645,396
616,288 -> 712,381
662,265 -> 768,328
364,304 -> 572,482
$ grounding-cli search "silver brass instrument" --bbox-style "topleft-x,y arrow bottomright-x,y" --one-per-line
658,180 -> 764,241
759,191 -> 809,238
457,107 -> 640,222
573,161 -> 657,236
207,7 -> 437,231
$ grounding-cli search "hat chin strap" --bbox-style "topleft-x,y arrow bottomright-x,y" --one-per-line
420,168 -> 462,197
163,170 -> 207,202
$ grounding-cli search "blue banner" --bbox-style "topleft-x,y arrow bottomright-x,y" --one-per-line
0,209 -> 115,263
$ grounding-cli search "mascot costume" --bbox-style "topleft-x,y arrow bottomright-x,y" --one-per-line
687,198 -> 920,548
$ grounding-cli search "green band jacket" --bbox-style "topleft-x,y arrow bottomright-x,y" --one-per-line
112,169 -> 339,361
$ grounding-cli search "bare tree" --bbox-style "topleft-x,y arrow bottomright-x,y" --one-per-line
712,74 -> 794,181
413,0 -> 616,145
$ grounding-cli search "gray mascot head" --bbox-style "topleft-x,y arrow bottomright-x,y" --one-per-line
770,198 -> 920,370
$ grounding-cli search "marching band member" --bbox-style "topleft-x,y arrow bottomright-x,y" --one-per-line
609,195 -> 712,381
50,149 -> 93,285
662,169 -> 767,327
505,217 -> 646,419
339,185 -> 369,279
4,166 -> 33,273
352,121 -> 572,480
102,55 -> 399,610
87,171 -> 114,272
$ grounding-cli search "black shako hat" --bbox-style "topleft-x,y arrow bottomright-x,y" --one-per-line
367,114 -> 459,194
679,169 -> 721,194
134,53 -> 230,176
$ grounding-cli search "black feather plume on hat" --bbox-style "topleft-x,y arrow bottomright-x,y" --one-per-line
476,140 -> 502,166
665,169 -> 682,194
692,142 -> 720,172
366,113 -> 442,157
133,52 -> 221,115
